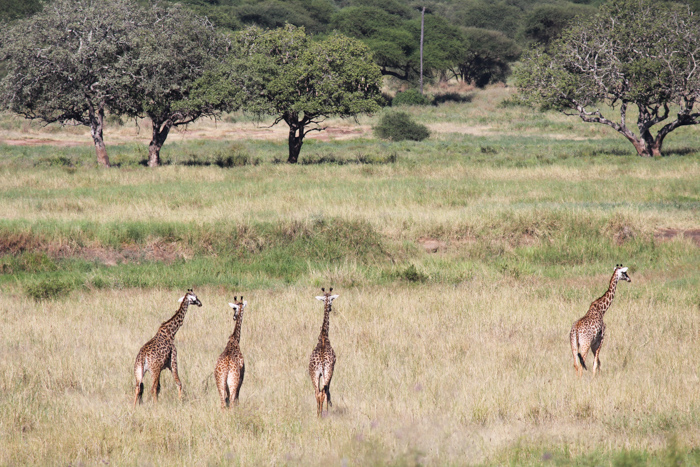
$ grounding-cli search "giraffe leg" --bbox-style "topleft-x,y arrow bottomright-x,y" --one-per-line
215,364 -> 229,410
591,337 -> 603,377
151,367 -> 162,403
170,347 -> 183,400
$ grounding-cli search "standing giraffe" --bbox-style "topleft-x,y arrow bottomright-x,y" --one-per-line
214,297 -> 247,410
309,287 -> 338,417
570,265 -> 631,377
133,289 -> 202,406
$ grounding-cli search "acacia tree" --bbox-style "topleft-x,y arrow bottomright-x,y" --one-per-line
198,25 -> 382,163
515,0 -> 700,157
124,4 -> 229,167
0,0 -> 140,167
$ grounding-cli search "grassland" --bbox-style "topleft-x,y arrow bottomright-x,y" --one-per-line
1,86 -> 699,466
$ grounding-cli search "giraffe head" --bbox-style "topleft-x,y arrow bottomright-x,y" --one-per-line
315,287 -> 339,307
615,264 -> 631,283
228,296 -> 247,320
178,289 -> 203,307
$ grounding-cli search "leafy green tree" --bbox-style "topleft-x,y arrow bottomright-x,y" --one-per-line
0,0 -> 140,167
330,6 -> 416,80
455,28 -> 520,87
0,0 -> 42,22
515,0 -> 700,157
405,14 -> 466,82
198,25 -> 382,163
122,4 -> 229,167
517,4 -> 594,47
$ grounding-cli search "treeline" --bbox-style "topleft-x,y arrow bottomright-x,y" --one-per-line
4,0 -> 700,87
1,0 -> 603,87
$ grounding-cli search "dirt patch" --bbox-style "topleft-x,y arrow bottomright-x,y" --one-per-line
0,235 -> 190,265
0,138 -> 87,147
418,237 -> 447,253
654,228 -> 700,247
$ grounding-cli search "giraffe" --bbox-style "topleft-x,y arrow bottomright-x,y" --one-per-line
214,296 -> 247,410
133,289 -> 202,406
308,287 -> 338,417
570,265 -> 631,377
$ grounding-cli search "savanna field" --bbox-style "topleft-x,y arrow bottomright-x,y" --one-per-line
1,87 -> 699,465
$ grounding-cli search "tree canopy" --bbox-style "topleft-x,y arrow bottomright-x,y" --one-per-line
515,0 -> 700,157
0,0 -> 141,167
196,25 -> 382,163
124,4 -> 229,167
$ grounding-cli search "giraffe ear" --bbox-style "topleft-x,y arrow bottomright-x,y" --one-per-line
315,296 -> 326,301
228,302 -> 240,311
178,296 -> 185,303
241,301 -> 247,309
329,294 -> 339,302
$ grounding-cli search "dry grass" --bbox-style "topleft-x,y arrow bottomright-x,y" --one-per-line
0,280 -> 698,465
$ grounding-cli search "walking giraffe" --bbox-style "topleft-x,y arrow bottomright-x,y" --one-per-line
309,288 -> 338,417
570,265 -> 631,377
133,289 -> 202,406
214,297 -> 247,409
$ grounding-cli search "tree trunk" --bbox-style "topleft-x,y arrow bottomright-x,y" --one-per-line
148,120 -> 172,167
285,113 -> 305,164
89,105 -> 110,168
628,128 -> 662,157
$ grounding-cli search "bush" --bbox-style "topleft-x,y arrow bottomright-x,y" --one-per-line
373,112 -> 430,142
25,278 -> 74,301
392,89 -> 431,106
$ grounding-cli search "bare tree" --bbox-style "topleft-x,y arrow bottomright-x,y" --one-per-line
515,0 -> 700,157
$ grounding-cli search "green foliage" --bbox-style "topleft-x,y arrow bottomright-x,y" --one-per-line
458,28 -> 521,86
0,0 -> 42,22
195,25 -> 382,162
392,89 -> 430,106
518,3 -> 595,46
24,277 -> 75,301
373,111 -> 430,141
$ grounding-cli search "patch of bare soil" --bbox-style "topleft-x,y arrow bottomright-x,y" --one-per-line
77,241 -> 187,266
418,238 -> 447,253
0,235 -> 190,265
1,138 -> 87,147
654,228 -> 700,247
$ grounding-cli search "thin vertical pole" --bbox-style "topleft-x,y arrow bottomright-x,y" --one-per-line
420,6 -> 425,95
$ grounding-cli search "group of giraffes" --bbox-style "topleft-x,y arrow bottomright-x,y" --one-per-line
132,265 -> 631,416
133,286 -> 338,416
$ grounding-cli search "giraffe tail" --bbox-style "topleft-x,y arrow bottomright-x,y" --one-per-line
578,353 -> 587,371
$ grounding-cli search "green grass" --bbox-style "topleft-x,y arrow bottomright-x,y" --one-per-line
1,86 -> 699,464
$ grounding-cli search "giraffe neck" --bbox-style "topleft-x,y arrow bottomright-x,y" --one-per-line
159,300 -> 190,341
317,302 -> 331,346
591,272 -> 619,317
232,308 -> 244,344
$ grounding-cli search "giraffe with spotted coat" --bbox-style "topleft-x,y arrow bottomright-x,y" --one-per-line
570,265 -> 631,377
309,288 -> 338,417
133,289 -> 202,406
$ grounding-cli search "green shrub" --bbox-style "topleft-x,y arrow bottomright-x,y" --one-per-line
373,112 -> 430,142
392,89 -> 431,106
25,278 -> 74,301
